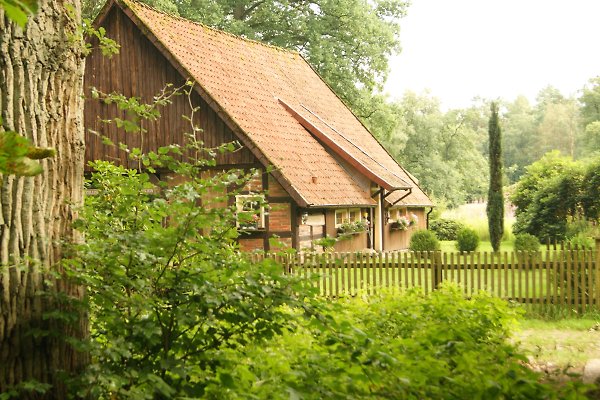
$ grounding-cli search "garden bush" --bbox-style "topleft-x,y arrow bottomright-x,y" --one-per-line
429,218 -> 465,240
514,233 -> 541,252
70,160 -> 588,399
456,227 -> 480,252
409,229 -> 440,252
567,232 -> 594,250
218,286 -> 588,399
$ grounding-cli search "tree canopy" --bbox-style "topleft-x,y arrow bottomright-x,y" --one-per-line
511,151 -> 599,241
374,91 -> 489,208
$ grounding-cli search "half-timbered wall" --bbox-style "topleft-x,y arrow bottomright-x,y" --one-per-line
237,174 -> 295,251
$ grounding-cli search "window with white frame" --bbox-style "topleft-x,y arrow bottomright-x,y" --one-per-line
335,209 -> 348,227
236,195 -> 265,230
348,208 -> 361,223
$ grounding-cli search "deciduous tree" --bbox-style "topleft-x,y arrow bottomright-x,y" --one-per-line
0,1 -> 87,397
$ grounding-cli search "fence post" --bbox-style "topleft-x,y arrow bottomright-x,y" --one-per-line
596,237 -> 600,271
432,251 -> 443,290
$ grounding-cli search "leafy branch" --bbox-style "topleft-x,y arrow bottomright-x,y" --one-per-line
0,123 -> 55,176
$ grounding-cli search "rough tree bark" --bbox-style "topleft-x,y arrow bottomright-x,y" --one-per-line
0,0 -> 86,397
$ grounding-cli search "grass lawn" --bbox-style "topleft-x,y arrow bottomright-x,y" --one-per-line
440,240 -> 516,253
514,318 -> 600,372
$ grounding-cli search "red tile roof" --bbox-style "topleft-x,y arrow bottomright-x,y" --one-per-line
105,0 -> 433,208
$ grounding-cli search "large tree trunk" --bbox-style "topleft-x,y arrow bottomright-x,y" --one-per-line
0,1 -> 86,398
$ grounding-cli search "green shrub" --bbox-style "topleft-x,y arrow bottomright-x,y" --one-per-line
225,285 -> 587,399
429,218 -> 465,240
409,230 -> 440,252
567,232 -> 594,250
514,233 -> 541,252
456,227 -> 479,252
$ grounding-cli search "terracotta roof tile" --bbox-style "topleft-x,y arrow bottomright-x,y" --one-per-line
116,0 -> 432,207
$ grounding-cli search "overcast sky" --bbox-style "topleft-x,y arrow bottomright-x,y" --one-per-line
385,0 -> 600,110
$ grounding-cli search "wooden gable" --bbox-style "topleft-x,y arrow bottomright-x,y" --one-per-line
84,6 -> 258,171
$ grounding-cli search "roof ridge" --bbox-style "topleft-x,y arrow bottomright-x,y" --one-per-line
120,0 -> 300,56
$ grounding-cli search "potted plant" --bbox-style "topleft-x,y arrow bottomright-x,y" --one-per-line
337,220 -> 367,237
390,216 -> 410,231
409,213 -> 419,227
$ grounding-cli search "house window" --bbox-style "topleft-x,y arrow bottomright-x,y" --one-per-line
236,195 -> 265,230
335,209 -> 348,227
348,208 -> 361,223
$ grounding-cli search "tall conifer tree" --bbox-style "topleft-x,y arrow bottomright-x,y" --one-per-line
487,102 -> 504,252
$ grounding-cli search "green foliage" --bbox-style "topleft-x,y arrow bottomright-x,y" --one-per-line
68,156 -> 586,398
456,227 -> 479,252
409,229 -> 440,252
82,20 -> 120,57
312,234 -> 337,251
429,218 -> 465,240
0,125 -> 55,176
581,158 -> 600,220
511,152 -> 599,241
386,92 -> 489,207
70,158 -> 317,399
502,96 -> 539,182
514,233 -> 541,252
0,0 -> 38,27
70,149 -> 586,398
487,102 -> 504,253
580,76 -> 600,127
221,285 -> 587,399
566,233 -> 594,250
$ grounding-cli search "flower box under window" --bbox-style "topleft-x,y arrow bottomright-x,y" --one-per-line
236,195 -> 265,231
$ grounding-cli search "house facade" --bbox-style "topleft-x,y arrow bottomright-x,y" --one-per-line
84,0 -> 433,252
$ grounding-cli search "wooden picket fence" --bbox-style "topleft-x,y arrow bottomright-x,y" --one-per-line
252,249 -> 600,314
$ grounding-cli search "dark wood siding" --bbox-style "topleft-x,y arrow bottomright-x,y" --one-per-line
84,7 -> 257,170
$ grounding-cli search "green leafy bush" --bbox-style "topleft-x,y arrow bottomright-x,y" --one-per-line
456,227 -> 480,252
219,285 -> 587,399
514,233 -> 541,252
430,218 -> 465,240
409,229 -> 440,252
70,162 -> 588,399
567,233 -> 594,250
70,158 -> 319,399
